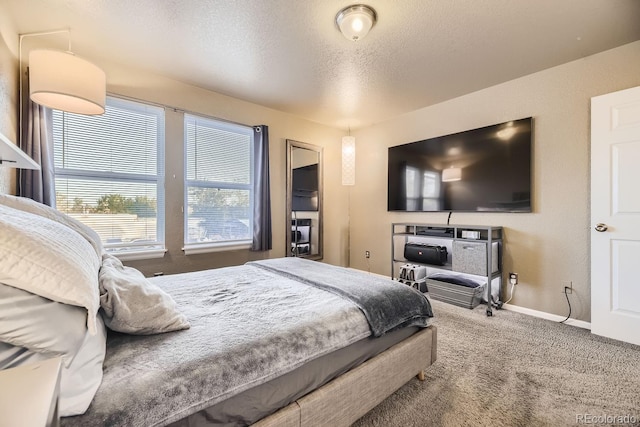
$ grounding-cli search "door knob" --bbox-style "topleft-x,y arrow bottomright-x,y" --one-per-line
595,223 -> 608,232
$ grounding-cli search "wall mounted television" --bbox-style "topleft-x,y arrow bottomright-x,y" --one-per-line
387,117 -> 532,213
292,164 -> 319,211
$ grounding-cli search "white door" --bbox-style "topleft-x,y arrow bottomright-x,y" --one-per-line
591,86 -> 640,346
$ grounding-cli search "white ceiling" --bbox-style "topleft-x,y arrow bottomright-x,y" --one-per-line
3,0 -> 640,130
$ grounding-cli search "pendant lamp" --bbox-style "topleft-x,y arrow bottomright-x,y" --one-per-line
342,135 -> 356,186
29,49 -> 106,115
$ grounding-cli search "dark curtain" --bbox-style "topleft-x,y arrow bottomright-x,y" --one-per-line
19,77 -> 56,206
251,125 -> 272,251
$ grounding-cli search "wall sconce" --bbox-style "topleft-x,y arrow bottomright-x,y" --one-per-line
342,135 -> 356,186
20,29 -> 106,116
335,4 -> 377,41
0,132 -> 40,170
442,166 -> 461,182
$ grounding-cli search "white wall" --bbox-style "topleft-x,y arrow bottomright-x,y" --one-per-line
349,41 -> 640,321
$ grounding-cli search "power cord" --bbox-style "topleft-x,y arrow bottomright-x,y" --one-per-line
559,286 -> 572,323
503,278 -> 516,304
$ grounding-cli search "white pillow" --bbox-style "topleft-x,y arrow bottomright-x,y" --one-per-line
99,254 -> 190,334
0,283 -> 87,367
0,204 -> 101,334
58,314 -> 107,416
0,194 -> 103,256
0,317 -> 107,417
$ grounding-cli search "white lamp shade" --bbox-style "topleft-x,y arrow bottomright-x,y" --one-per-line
336,5 -> 377,41
342,136 -> 356,186
29,50 -> 106,115
442,167 -> 461,182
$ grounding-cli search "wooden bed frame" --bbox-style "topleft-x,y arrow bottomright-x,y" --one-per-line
253,325 -> 437,427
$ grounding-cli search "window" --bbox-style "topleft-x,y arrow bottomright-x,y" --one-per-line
53,97 -> 165,258
405,166 -> 441,211
184,114 -> 254,253
422,171 -> 441,211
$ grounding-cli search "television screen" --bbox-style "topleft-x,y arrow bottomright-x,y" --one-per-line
292,164 -> 318,211
388,118 -> 532,212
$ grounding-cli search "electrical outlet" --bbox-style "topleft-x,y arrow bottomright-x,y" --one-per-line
365,251 -> 370,259
509,272 -> 518,285
562,280 -> 573,294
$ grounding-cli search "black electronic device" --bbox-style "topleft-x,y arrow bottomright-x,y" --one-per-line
387,117 -> 532,212
292,164 -> 318,211
415,226 -> 454,237
404,243 -> 448,266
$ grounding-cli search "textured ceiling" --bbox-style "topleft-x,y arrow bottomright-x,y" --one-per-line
3,0 -> 640,130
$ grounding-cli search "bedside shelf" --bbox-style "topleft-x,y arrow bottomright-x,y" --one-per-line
0,357 -> 62,427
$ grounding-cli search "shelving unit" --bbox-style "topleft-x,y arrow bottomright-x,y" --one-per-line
392,223 -> 503,316
291,218 -> 312,256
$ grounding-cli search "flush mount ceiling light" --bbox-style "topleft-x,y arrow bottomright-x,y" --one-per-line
335,4 -> 377,41
497,121 -> 517,140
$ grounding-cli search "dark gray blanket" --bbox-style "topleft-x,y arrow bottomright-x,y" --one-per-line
248,258 -> 433,337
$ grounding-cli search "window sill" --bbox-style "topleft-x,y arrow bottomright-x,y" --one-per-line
108,248 -> 167,261
183,241 -> 252,255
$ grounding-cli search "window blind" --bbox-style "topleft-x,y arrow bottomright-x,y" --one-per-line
184,115 -> 254,247
53,97 -> 165,253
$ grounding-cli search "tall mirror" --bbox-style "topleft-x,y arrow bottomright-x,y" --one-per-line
286,139 -> 323,260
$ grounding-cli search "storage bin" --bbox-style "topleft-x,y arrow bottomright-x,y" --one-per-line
426,278 -> 485,309
452,241 -> 499,276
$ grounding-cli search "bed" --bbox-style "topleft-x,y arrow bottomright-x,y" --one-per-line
0,194 -> 437,427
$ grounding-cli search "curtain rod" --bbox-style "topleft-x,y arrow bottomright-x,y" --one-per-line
107,92 -> 255,129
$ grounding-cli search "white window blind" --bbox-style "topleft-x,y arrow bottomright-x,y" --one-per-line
184,114 -> 254,250
405,167 -> 441,211
53,96 -> 165,255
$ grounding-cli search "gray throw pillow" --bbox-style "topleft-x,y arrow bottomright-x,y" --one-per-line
98,254 -> 190,334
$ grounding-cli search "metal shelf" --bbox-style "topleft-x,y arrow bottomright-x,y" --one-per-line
392,222 -> 503,316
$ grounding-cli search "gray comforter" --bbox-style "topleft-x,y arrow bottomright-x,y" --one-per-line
61,260 -> 432,427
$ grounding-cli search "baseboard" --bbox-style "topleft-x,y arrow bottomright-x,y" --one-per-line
502,303 -> 591,330
351,268 -> 593,330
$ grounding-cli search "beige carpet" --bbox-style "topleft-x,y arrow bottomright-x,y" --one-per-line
353,300 -> 640,427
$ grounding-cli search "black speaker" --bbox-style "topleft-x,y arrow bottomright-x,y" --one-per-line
404,243 -> 448,265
